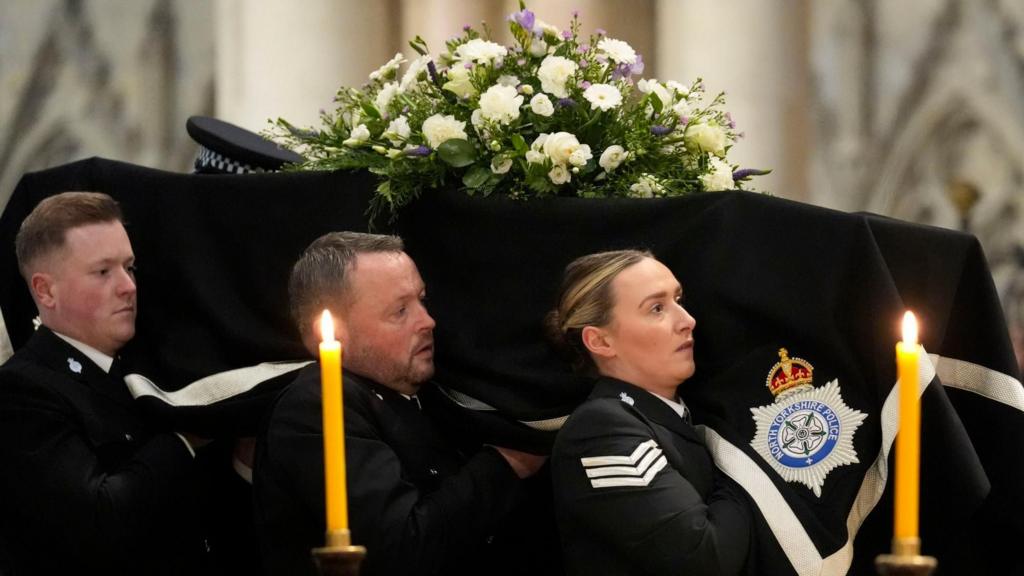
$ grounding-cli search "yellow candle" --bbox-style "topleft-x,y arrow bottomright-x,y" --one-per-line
319,310 -> 348,534
894,311 -> 921,543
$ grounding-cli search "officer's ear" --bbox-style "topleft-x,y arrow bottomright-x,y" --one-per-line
581,325 -> 615,359
30,272 -> 57,309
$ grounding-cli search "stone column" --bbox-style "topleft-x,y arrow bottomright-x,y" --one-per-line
214,0 -> 397,131
656,0 -> 810,200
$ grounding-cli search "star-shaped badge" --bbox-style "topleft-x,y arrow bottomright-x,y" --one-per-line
67,357 -> 82,374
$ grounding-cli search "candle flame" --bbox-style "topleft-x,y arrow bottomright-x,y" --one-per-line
902,311 -> 918,345
321,310 -> 335,343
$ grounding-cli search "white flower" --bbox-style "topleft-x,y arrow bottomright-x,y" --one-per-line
383,116 -> 411,146
400,55 -> 431,91
530,93 -> 554,117
526,150 -> 546,164
529,39 -> 548,58
454,39 -> 507,65
497,74 -> 520,87
583,83 -> 623,111
629,174 -> 666,198
536,19 -> 561,38
375,82 -> 401,116
701,157 -> 735,191
343,124 -> 371,147
548,164 -> 571,185
599,145 -> 628,171
386,148 -> 402,159
597,38 -> 637,64
491,155 -> 512,174
685,121 -> 729,157
538,56 -> 578,98
568,144 -> 592,167
369,52 -> 406,81
671,99 -> 691,119
443,66 -> 477,99
520,84 -> 534,96
637,78 -> 671,107
543,132 -> 585,166
531,133 -> 549,151
478,84 -> 523,125
665,80 -> 689,97
421,114 -> 468,149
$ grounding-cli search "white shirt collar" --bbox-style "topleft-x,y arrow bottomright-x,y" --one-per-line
648,390 -> 689,420
52,331 -> 115,373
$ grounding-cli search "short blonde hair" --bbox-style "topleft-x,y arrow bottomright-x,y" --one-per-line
16,192 -> 123,280
545,249 -> 652,373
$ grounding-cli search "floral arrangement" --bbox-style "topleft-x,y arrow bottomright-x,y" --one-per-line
269,3 -> 767,217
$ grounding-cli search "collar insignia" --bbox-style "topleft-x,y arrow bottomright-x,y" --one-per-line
619,392 -> 635,406
67,357 -> 82,374
750,348 -> 866,497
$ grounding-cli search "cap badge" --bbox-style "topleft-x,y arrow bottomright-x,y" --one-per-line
67,357 -> 82,374
750,348 -> 867,497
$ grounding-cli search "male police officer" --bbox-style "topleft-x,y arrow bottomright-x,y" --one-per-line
0,192 -> 209,574
254,231 -> 547,576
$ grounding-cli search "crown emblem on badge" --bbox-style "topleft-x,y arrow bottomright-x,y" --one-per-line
766,348 -> 814,397
750,347 -> 867,497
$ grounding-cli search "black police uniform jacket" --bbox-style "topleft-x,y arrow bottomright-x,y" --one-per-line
0,327 -> 209,575
552,377 -> 752,576
254,364 -> 526,576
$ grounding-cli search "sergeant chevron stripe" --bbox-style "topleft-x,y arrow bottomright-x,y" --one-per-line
581,439 -> 668,488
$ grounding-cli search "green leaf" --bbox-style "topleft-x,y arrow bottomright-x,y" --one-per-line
511,134 -> 528,154
462,165 -> 492,188
648,93 -> 663,115
408,35 -> 429,56
437,139 -> 477,167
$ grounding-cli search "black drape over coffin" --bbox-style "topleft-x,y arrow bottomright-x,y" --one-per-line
2,157 -> 1021,575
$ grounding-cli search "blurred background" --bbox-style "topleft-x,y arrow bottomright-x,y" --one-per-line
1,0 -> 1023,365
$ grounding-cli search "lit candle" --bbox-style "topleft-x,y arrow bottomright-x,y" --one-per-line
319,310 -> 349,538
894,311 -> 921,545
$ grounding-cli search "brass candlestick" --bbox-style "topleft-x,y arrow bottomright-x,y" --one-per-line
875,537 -> 937,575
313,529 -> 367,576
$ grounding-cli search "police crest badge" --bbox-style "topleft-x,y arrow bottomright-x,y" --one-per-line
750,348 -> 867,497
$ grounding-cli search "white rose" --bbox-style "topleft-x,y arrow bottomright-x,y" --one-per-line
685,121 -> 729,157
537,56 -> 578,98
597,38 -> 637,64
343,123 -> 371,147
375,82 -> 401,116
525,150 -> 546,164
421,114 -> 468,149
542,132 -> 583,166
491,156 -> 513,174
599,145 -> 628,171
700,157 -> 735,191
443,66 -> 477,99
478,84 -> 524,125
548,164 -> 571,185
454,39 -> 507,65
568,144 -> 592,167
530,94 -> 555,117
383,116 -> 411,145
583,83 -> 623,111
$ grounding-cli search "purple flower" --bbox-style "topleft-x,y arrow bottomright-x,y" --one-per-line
517,58 -> 526,66
557,98 -> 577,108
595,28 -> 606,36
632,54 -> 645,76
725,112 -> 736,129
572,9 -> 580,18
650,125 -> 672,136
464,61 -> 474,69
462,24 -> 471,31
580,81 -> 592,90
610,62 -> 633,80
427,61 -> 440,85
680,115 -> 690,126
511,9 -> 535,31
405,146 -> 431,157
578,44 -> 590,53
561,30 -> 572,40
732,168 -> 770,180
579,59 -> 589,68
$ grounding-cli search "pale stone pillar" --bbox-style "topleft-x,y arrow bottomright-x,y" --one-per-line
400,0 -> 506,56
656,0 -> 809,200
214,0 -> 397,132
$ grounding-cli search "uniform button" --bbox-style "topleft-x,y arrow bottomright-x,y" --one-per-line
486,535 -> 495,544
428,468 -> 439,476
124,433 -> 133,441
